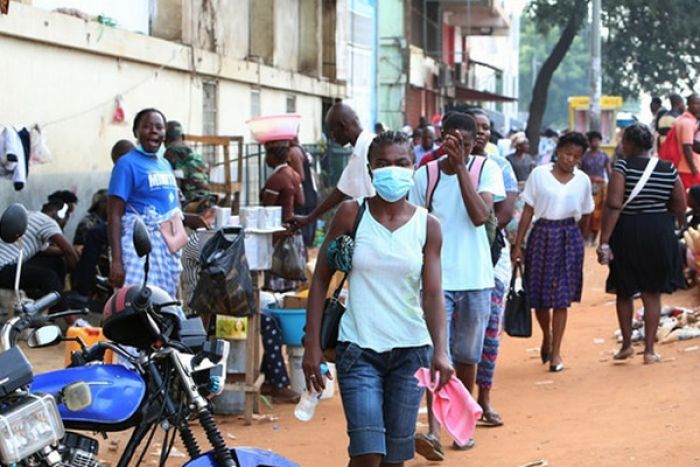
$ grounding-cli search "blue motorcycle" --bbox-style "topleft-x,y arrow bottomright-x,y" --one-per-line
1,204 -> 297,467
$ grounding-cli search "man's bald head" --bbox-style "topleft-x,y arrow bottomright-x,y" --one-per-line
325,102 -> 363,146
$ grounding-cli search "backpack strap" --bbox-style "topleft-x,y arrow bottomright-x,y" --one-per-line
468,155 -> 486,188
425,161 -> 441,213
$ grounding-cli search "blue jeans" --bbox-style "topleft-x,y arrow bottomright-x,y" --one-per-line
336,341 -> 431,463
445,289 -> 492,365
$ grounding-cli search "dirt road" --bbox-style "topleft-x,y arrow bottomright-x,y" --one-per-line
29,249 -> 700,466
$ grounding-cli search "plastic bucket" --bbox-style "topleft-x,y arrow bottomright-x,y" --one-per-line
266,308 -> 306,346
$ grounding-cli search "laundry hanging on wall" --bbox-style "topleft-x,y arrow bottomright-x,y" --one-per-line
0,123 -> 52,191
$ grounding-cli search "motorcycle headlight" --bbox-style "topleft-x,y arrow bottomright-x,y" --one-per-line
0,394 -> 64,464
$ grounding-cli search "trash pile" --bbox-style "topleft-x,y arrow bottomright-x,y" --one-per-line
614,306 -> 700,344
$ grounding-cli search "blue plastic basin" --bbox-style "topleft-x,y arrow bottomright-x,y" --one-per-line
266,308 -> 306,346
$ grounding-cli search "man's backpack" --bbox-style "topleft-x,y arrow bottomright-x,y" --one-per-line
658,126 -> 683,167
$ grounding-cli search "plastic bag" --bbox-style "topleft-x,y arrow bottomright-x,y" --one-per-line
189,230 -> 256,317
270,233 -> 306,281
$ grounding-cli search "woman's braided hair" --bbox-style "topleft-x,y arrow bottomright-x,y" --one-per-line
367,130 -> 414,162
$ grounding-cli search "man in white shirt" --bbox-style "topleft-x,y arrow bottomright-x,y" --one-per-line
410,112 -> 505,455
291,102 -> 375,229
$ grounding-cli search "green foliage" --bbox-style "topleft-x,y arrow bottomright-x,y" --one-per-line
603,0 -> 700,98
519,15 -> 591,129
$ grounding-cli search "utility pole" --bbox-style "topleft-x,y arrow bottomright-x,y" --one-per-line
590,0 -> 602,132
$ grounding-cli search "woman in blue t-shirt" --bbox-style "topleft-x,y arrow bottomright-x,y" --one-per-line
107,108 -> 183,297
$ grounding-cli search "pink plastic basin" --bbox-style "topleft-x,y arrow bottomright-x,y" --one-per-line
246,114 -> 301,144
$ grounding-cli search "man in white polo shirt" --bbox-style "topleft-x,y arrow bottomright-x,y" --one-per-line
291,102 -> 375,229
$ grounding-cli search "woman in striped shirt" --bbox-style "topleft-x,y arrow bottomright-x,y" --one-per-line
598,123 -> 686,364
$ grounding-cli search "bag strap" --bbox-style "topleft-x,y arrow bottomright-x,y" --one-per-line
622,157 -> 659,209
509,261 -> 525,291
331,199 -> 368,299
468,155 -> 486,188
425,161 -> 440,213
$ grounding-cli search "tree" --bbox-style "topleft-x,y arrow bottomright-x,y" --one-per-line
525,0 -> 588,152
519,17 -> 591,129
524,0 -> 700,152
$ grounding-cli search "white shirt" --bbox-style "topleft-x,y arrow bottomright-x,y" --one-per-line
409,156 -> 506,291
336,130 -> 376,198
521,164 -> 594,221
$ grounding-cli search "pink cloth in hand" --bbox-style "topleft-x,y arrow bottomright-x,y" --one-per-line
414,367 -> 482,446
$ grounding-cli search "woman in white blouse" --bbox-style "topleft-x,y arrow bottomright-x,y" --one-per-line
512,132 -> 594,372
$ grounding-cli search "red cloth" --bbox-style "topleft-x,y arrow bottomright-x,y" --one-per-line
680,171 -> 700,192
418,145 -> 445,167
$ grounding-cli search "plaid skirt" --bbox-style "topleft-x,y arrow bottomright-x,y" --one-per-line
121,210 -> 183,298
525,218 -> 584,309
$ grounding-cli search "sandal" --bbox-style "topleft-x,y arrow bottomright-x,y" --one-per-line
414,433 -> 445,461
613,347 -> 635,361
452,438 -> 476,451
643,353 -> 661,364
479,410 -> 504,427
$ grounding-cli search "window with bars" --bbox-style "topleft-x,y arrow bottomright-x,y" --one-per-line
286,95 -> 297,113
202,80 -> 218,136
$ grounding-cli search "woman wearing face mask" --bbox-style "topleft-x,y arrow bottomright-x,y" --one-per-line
107,108 -> 183,297
512,131 -> 594,373
303,131 -> 453,467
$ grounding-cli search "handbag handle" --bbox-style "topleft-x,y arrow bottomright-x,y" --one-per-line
329,199 -> 368,299
510,260 -> 526,292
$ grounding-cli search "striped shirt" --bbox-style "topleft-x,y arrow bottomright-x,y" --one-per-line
615,157 -> 678,215
0,211 -> 62,269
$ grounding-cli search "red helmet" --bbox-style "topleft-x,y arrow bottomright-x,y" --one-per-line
102,285 -> 182,350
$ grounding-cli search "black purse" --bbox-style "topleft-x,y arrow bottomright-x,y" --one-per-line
504,262 -> 532,338
319,201 -> 367,361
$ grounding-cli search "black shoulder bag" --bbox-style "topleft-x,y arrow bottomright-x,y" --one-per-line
318,200 -> 367,361
504,261 -> 532,338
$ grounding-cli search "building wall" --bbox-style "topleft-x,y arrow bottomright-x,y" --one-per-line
343,0 -> 377,131
378,0 -> 407,131
0,3 -> 342,236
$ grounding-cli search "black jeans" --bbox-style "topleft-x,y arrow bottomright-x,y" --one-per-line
0,254 -> 67,309
71,224 -> 108,296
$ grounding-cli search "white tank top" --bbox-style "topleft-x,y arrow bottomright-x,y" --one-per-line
339,200 -> 432,352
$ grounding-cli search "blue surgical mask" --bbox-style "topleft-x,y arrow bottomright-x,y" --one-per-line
371,166 -> 415,202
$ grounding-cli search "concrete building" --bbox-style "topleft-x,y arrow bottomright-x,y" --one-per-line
0,0 -> 347,236
378,0 -> 519,132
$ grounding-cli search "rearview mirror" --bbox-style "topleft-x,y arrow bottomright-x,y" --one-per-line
27,325 -> 62,348
133,218 -> 152,258
0,204 -> 28,244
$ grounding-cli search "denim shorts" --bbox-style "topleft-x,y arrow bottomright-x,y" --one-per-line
445,289 -> 492,365
335,341 -> 430,463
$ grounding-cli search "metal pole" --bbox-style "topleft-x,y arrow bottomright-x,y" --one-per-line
590,0 -> 602,132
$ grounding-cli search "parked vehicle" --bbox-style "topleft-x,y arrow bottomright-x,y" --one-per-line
0,203 -> 298,467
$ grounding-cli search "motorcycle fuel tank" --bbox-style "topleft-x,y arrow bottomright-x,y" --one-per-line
32,364 -> 145,430
183,447 -> 299,467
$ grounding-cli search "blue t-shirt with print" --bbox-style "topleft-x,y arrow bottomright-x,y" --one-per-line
489,153 -> 519,193
108,148 -> 179,215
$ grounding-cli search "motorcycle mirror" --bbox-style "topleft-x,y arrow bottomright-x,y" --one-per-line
133,218 -> 152,258
61,382 -> 92,412
26,325 -> 62,348
0,203 -> 28,244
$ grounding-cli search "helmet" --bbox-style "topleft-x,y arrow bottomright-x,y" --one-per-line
102,285 -> 184,350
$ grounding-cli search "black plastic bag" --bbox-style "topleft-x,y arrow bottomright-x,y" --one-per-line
270,233 -> 306,281
189,229 -> 256,317
504,263 -> 532,338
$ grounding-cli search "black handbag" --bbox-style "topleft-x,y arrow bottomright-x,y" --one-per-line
318,201 -> 367,361
504,262 -> 532,338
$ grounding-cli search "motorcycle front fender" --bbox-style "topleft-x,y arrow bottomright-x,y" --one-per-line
182,446 -> 299,467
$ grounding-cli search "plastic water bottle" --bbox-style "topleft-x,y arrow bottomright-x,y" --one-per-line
294,363 -> 330,422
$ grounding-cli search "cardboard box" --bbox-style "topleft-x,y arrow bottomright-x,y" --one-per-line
283,294 -> 308,309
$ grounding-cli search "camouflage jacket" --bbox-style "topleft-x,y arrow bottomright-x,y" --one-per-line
165,145 -> 211,202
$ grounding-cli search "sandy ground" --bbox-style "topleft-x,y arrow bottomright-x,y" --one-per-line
27,248 -> 700,466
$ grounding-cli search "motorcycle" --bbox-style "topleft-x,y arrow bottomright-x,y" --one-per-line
0,203 -> 93,466
0,204 -> 297,467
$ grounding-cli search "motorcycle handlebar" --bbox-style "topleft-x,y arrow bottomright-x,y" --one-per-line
22,292 -> 61,316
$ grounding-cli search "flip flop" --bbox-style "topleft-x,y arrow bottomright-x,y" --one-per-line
452,438 -> 476,451
613,347 -> 635,361
549,362 -> 565,373
478,410 -> 504,427
643,353 -> 662,364
415,433 -> 445,461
